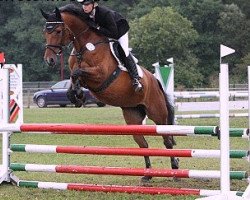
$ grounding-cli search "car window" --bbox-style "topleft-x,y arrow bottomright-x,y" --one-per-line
51,80 -> 70,89
65,80 -> 71,89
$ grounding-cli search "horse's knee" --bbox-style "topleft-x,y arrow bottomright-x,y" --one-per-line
71,69 -> 83,82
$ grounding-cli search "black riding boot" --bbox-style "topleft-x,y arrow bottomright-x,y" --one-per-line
124,54 -> 143,92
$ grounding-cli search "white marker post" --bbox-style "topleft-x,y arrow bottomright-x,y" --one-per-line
220,44 -> 235,196
0,69 -> 10,183
197,45 -> 245,199
242,66 -> 250,199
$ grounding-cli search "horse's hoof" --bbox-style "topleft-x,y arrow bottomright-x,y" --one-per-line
171,158 -> 179,169
140,176 -> 152,185
74,100 -> 83,108
66,89 -> 78,104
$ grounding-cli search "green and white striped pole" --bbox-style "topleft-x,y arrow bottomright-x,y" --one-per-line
10,144 -> 249,159
10,163 -> 248,180
14,179 -> 244,197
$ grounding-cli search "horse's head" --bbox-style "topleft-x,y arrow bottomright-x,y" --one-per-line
41,7 -> 73,67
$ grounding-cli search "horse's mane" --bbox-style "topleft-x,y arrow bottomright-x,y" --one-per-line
59,4 -> 89,22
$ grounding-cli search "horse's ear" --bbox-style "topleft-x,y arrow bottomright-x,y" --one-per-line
40,9 -> 49,20
55,7 -> 62,21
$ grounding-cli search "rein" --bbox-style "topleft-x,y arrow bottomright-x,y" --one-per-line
45,21 -> 90,56
45,21 -> 109,65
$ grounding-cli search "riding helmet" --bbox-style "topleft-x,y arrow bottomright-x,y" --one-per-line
77,0 -> 97,5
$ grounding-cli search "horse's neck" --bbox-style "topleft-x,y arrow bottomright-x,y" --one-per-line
63,14 -> 106,51
62,14 -> 88,47
63,13 -> 118,87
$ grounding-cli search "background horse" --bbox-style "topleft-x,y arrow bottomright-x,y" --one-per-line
41,4 -> 179,182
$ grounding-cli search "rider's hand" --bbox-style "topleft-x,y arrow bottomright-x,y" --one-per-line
87,20 -> 100,30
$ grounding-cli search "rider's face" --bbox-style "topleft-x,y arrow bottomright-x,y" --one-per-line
82,3 -> 94,14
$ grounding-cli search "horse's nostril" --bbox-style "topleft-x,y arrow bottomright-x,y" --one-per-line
48,58 -> 56,67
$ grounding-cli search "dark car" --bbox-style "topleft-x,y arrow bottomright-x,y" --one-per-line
33,80 -> 106,108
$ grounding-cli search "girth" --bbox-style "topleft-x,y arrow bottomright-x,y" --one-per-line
89,67 -> 121,94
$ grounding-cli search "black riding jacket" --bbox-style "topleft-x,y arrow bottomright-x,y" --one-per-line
91,6 -> 130,40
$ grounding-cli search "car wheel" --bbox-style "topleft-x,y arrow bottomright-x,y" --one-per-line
59,104 -> 67,107
36,96 -> 47,108
97,102 -> 106,107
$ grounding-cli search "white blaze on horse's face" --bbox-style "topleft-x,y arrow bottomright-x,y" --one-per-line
43,25 -> 64,67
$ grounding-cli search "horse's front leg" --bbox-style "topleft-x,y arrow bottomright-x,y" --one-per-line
66,69 -> 87,107
66,82 -> 85,108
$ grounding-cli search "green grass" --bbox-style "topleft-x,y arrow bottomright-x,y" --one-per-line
0,107 -> 249,200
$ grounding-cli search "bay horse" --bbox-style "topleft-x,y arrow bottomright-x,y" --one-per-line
41,4 -> 179,182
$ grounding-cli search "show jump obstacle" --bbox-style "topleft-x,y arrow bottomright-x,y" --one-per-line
0,45 -> 250,199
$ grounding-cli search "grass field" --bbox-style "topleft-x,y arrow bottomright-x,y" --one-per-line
0,107 -> 249,200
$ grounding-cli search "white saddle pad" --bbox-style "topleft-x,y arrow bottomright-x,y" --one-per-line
109,42 -> 143,78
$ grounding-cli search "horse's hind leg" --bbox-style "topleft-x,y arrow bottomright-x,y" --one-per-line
121,106 -> 152,182
162,135 -> 179,169
146,88 -> 179,176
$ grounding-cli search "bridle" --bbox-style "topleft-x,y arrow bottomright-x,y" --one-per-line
44,21 -> 89,57
45,20 -> 111,67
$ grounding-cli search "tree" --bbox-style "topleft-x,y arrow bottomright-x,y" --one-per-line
0,1 -> 70,81
130,7 -> 202,88
218,4 -> 250,56
232,53 -> 250,83
222,0 -> 250,19
127,0 -> 170,20
217,4 -> 250,83
102,0 -> 136,17
170,0 -> 224,86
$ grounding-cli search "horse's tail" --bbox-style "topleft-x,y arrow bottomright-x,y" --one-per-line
156,79 -> 175,125
156,79 -> 176,146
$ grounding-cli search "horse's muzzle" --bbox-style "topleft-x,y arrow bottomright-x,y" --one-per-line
44,57 -> 57,67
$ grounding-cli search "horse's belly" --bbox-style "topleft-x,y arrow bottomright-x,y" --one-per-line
94,92 -> 143,107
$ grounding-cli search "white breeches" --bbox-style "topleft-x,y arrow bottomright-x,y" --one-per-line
118,32 -> 129,57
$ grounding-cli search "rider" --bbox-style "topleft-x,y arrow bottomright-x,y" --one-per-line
76,0 -> 143,92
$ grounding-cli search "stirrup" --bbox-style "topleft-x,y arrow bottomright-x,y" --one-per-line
132,79 -> 143,92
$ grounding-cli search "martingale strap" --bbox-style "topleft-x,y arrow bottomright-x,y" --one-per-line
91,67 -> 121,93
75,38 -> 110,63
